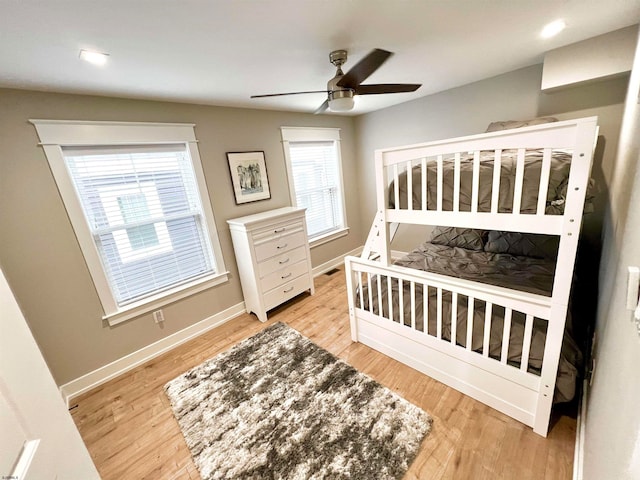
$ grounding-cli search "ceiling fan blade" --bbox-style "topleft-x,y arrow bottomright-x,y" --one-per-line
314,99 -> 329,114
251,90 -> 327,98
337,49 -> 393,89
355,83 -> 422,95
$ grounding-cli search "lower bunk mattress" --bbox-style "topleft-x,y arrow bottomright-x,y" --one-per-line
357,241 -> 583,403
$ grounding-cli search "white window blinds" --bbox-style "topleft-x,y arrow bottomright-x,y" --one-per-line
62,144 -> 216,306
287,141 -> 344,238
281,126 -> 347,243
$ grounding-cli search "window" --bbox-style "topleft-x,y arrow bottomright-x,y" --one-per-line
281,127 -> 348,245
31,120 -> 227,325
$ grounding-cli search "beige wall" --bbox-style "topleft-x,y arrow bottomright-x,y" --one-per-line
0,89 -> 361,385
583,27 -> 640,480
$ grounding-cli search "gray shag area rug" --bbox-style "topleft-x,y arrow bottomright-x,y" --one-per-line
164,322 -> 432,480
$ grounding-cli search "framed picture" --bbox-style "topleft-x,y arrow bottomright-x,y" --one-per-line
227,151 -> 271,204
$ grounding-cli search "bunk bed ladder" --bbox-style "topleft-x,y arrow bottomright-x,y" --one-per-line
361,211 -> 398,261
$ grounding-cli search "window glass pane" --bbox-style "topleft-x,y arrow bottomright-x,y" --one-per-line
62,145 -> 215,306
288,140 -> 344,238
118,193 -> 160,250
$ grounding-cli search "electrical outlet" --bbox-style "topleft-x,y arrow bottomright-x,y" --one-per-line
153,309 -> 165,323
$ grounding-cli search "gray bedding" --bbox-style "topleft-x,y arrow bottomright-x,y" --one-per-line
388,149 -> 595,215
358,241 -> 582,403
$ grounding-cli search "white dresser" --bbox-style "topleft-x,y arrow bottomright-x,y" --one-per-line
227,207 -> 314,322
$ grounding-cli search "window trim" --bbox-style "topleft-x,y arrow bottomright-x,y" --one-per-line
308,226 -> 350,248
280,126 -> 348,244
30,120 -> 228,325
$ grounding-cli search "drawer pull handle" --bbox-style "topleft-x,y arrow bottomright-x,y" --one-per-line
278,258 -> 290,265
281,273 -> 292,279
284,287 -> 294,293
277,243 -> 288,250
274,227 -> 285,233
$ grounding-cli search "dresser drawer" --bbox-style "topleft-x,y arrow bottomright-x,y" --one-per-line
254,231 -> 306,262
260,260 -> 309,292
253,221 -> 304,242
257,246 -> 308,278
263,274 -> 311,311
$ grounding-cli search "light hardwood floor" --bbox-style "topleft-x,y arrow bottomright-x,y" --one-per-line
71,267 -> 576,479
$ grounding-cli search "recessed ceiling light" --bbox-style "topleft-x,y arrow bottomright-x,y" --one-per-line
540,19 -> 566,39
79,49 -> 109,66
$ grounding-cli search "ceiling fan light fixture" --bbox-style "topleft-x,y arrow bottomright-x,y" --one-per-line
328,89 -> 354,112
328,97 -> 354,112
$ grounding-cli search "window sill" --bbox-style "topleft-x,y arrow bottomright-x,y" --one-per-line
104,271 -> 229,326
309,227 -> 350,248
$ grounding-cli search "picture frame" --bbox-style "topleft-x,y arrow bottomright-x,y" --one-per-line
226,151 -> 271,204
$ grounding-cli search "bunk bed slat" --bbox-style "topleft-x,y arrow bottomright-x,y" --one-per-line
398,279 -> 404,325
451,292 -> 458,345
483,302 -> 493,357
471,151 -> 480,213
512,148 -> 526,213
501,308 -> 513,364
423,283 -> 429,332
437,155 -> 443,211
387,275 -> 393,321
491,149 -> 502,213
520,314 -> 535,371
410,281 -> 416,330
377,274 -> 383,319
436,287 -> 443,339
358,271 -> 364,310
367,273 -> 374,314
406,160 -> 413,211
537,148 -> 553,215
466,296 -> 474,351
393,164 -> 400,210
453,152 -> 461,212
421,158 -> 427,210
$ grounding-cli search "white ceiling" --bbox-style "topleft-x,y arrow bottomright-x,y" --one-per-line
1,1 -> 639,115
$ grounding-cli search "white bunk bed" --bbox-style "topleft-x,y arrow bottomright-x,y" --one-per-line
344,117 -> 598,437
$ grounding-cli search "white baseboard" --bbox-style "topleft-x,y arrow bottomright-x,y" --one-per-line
573,378 -> 588,480
60,246 -> 367,406
60,302 -> 247,406
391,249 -> 407,260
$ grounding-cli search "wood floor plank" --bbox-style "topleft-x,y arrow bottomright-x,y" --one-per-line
72,266 -> 575,479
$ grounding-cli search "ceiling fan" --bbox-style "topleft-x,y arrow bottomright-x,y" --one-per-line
250,48 -> 422,114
